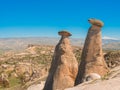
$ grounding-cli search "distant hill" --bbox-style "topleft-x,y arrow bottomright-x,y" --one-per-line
102,39 -> 120,50
0,37 -> 120,52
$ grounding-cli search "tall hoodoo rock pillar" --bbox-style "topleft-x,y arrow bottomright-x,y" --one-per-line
75,18 -> 109,85
44,31 -> 78,90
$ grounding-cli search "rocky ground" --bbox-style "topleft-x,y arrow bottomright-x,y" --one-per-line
0,45 -> 81,90
27,81 -> 45,90
0,45 -> 53,90
27,65 -> 120,90
66,66 -> 120,90
0,44 -> 120,90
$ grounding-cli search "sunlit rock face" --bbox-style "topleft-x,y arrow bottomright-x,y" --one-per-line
44,31 -> 78,90
75,19 -> 109,85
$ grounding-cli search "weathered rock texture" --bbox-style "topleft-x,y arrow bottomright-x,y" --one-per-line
75,19 -> 109,85
104,51 -> 120,68
0,73 -> 10,88
44,31 -> 78,90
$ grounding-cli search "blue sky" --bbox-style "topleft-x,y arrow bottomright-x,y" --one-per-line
0,0 -> 120,39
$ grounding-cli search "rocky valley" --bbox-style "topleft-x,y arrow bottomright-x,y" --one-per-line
0,42 -> 120,90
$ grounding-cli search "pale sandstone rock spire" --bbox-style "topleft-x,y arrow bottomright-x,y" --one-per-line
44,30 -> 78,90
75,18 -> 109,85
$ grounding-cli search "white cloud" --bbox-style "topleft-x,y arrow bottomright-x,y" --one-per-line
102,36 -> 119,40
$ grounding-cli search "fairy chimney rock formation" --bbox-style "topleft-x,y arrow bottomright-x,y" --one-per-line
75,18 -> 109,85
44,30 -> 78,90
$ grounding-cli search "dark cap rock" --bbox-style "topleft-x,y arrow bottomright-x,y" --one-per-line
58,30 -> 72,37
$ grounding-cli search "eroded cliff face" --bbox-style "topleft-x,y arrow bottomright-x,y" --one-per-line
75,19 -> 109,85
44,31 -> 78,90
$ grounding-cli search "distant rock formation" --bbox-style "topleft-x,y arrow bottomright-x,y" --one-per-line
44,31 -> 78,90
75,19 -> 109,85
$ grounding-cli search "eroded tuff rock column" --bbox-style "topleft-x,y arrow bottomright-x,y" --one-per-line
75,19 -> 109,85
44,31 -> 78,90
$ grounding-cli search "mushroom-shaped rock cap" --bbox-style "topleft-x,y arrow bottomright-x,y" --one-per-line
88,18 -> 104,27
58,30 -> 72,37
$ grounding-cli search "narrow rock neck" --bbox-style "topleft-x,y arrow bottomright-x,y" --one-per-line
61,36 -> 69,39
59,36 -> 70,45
88,25 -> 101,36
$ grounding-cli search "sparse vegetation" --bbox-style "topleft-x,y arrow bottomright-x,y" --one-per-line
0,44 -> 120,90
